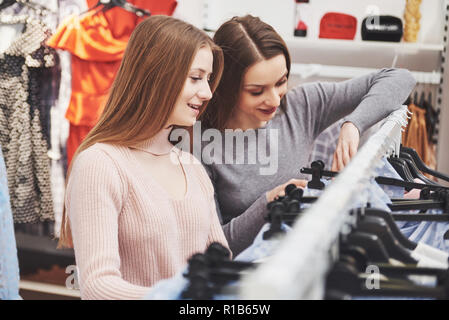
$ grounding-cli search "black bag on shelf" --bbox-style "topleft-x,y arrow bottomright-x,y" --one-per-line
361,15 -> 403,42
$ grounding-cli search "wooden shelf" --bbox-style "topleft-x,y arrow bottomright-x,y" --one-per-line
19,280 -> 80,299
284,37 -> 445,53
290,63 -> 441,84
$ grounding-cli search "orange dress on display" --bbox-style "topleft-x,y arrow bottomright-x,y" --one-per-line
47,0 -> 177,166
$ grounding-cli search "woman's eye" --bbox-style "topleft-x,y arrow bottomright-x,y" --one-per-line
276,79 -> 287,87
191,77 -> 202,82
250,91 -> 263,96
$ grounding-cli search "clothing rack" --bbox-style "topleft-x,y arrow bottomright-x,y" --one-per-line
239,106 -> 409,299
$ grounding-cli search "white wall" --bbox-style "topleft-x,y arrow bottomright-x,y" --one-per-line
291,0 -> 443,44
174,0 -> 445,44
172,0 -> 205,29
203,0 -> 296,36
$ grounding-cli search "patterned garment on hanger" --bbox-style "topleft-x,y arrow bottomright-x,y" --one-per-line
0,14 -> 55,223
308,120 -> 343,170
0,148 -> 21,300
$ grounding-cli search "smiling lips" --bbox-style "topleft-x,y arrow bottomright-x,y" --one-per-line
188,103 -> 201,114
258,107 -> 277,115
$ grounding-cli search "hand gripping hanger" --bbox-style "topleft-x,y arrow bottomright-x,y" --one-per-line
239,106 -> 409,299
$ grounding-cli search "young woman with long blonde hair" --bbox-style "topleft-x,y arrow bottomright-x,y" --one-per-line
59,15 -> 227,300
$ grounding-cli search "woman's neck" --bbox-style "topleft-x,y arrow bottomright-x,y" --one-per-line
131,126 -> 174,155
226,112 -> 267,131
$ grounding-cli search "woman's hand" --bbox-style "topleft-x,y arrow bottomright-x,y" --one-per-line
331,122 -> 360,172
266,179 -> 308,202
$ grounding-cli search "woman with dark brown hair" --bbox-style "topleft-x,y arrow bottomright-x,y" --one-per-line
199,15 -> 416,256
59,15 -> 228,299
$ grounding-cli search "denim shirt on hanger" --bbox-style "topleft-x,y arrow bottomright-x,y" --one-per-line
0,148 -> 21,300
375,158 -> 449,252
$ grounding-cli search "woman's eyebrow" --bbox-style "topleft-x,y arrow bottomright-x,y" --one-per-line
190,68 -> 212,75
244,70 -> 288,87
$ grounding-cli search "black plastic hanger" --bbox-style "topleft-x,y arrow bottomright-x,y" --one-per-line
400,152 -> 439,185
388,188 -> 449,212
182,243 -> 254,299
0,0 -> 53,15
0,0 -> 15,10
346,231 -> 390,263
325,259 -> 449,299
418,90 -> 426,110
388,157 -> 415,182
356,215 -> 418,264
326,252 -> 449,299
361,208 -> 417,250
325,260 -> 366,297
81,0 -> 151,17
388,199 -> 447,212
401,146 -> 449,182
339,244 -> 369,273
301,161 -> 449,193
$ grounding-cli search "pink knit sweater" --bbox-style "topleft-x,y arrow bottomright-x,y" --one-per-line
65,128 -> 229,300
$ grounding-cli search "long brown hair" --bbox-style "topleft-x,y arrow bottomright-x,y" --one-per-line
200,15 -> 291,130
58,15 -> 224,248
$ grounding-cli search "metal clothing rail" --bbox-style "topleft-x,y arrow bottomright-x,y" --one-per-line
239,106 -> 409,300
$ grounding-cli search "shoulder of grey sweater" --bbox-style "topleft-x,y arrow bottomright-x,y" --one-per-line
376,68 -> 416,89
279,82 -> 323,141
284,81 -> 321,117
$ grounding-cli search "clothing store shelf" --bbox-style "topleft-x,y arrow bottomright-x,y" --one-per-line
290,63 -> 441,84
19,280 -> 80,300
15,231 -> 75,275
284,37 -> 445,53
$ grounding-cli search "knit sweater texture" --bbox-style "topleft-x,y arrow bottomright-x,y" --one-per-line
66,128 -> 228,300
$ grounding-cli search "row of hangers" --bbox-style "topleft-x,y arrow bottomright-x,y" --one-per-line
405,84 -> 440,145
181,182 -> 449,299
0,0 -> 54,15
80,0 -> 151,17
260,149 -> 449,299
0,0 -> 150,18
179,147 -> 449,299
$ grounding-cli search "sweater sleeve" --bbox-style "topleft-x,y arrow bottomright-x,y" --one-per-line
222,195 -> 268,257
66,147 -> 151,300
287,68 -> 416,140
206,194 -> 234,259
203,164 -> 268,257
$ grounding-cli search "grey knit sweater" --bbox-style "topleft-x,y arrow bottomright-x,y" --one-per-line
199,68 -> 416,256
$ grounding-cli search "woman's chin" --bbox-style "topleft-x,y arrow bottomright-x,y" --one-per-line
176,118 -> 197,127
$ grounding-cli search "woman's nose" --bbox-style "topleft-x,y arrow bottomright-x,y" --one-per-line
265,87 -> 281,107
198,81 -> 213,101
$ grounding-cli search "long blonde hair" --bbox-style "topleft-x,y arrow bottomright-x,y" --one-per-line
58,15 -> 224,248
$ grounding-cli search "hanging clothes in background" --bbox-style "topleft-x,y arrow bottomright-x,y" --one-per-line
47,0 -> 178,166
0,147 -> 21,300
0,1 -> 61,148
402,102 -> 437,171
0,14 -> 56,224
0,1 -> 67,237
49,0 -> 89,238
309,118 -> 384,170
309,119 -> 343,170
